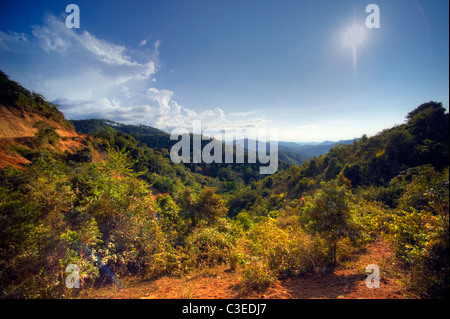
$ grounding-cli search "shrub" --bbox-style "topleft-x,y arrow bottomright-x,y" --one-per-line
236,217 -> 328,292
147,246 -> 190,278
389,208 -> 448,298
68,147 -> 93,163
156,194 -> 186,243
33,121 -> 60,147
239,258 -> 277,292
350,198 -> 393,241
184,225 -> 233,267
59,218 -> 103,290
386,167 -> 449,298
153,175 -> 176,194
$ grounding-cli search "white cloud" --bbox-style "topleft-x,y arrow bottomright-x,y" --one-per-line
0,14 -> 267,133
229,111 -> 256,117
0,31 -> 29,50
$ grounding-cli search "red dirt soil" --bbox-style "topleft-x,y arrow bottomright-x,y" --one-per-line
81,239 -> 407,299
0,105 -> 106,168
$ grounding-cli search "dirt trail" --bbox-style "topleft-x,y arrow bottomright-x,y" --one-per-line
269,239 -> 406,299
83,239 -> 406,299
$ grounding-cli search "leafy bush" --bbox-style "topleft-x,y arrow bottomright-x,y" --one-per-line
67,147 -> 93,163
184,224 -> 234,267
239,258 -> 276,292
59,218 -> 103,289
156,194 -> 186,243
385,167 -> 449,298
153,175 -> 176,194
389,208 -> 448,298
33,121 -> 61,147
350,197 -> 393,241
234,217 -> 328,291
180,187 -> 228,227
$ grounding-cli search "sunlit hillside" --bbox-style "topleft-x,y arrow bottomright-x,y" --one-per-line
0,72 -> 448,299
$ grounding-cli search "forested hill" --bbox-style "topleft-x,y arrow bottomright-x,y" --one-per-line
277,139 -> 356,165
223,101 -> 448,299
227,101 -> 449,216
72,119 -> 172,150
319,101 -> 448,186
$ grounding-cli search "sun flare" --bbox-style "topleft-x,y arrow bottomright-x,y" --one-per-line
341,23 -> 367,71
342,24 -> 367,48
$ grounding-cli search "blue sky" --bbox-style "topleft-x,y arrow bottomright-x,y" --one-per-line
0,0 -> 448,142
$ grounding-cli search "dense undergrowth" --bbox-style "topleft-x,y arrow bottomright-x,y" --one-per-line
1,132 -> 447,298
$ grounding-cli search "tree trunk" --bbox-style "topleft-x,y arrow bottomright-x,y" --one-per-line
333,241 -> 337,267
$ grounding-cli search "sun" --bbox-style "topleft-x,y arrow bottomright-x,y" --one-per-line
342,24 -> 366,47
341,23 -> 367,71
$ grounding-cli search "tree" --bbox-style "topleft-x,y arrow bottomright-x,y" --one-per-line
302,179 -> 355,267
304,158 -> 318,177
406,102 -> 449,169
324,157 -> 342,181
342,163 -> 362,186
180,187 -> 228,227
156,194 -> 185,242
68,147 -> 93,163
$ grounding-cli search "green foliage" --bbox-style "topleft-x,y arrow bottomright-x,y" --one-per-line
387,167 -> 449,298
33,121 -> 61,147
239,259 -> 277,292
235,210 -> 253,231
350,197 -> 393,242
71,119 -> 171,150
301,178 -> 360,266
389,208 -> 448,298
59,218 -> 103,289
323,101 -> 448,186
236,217 -> 328,291
397,166 -> 449,214
0,185 -> 41,296
180,187 -> 228,227
156,194 -> 186,243
227,187 -> 259,217
0,142 -> 174,296
324,156 -> 342,180
67,147 -> 93,163
185,224 -> 234,267
71,119 -> 273,186
153,175 -> 176,194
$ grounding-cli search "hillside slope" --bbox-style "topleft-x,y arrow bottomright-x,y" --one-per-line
0,104 -> 78,139
0,71 -> 96,169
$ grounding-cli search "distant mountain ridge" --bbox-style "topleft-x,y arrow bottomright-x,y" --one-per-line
72,119 -> 356,166
226,138 -> 357,165
71,119 -> 172,150
277,139 -> 357,164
